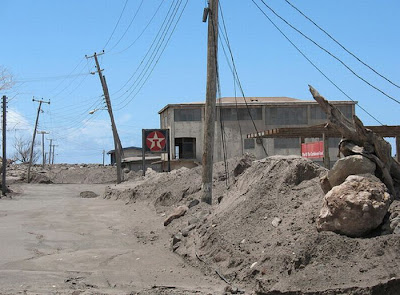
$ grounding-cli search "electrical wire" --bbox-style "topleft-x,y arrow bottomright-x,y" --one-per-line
257,0 -> 400,106
113,0 -> 183,106
218,1 -> 268,156
15,72 -> 89,83
251,0 -> 384,125
115,0 -> 166,54
283,0 -> 400,89
107,0 -> 145,52
110,0 -> 178,97
114,0 -> 188,110
103,0 -> 129,50
48,57 -> 85,93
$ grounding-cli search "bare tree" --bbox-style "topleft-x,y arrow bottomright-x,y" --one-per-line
12,135 -> 40,164
0,66 -> 14,91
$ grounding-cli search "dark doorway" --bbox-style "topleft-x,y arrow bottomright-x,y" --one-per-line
174,138 -> 196,159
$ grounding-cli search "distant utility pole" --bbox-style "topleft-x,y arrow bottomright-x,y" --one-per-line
51,144 -> 58,164
2,95 -> 7,196
86,51 -> 123,183
201,0 -> 219,205
27,98 -> 50,183
47,138 -> 53,164
102,149 -> 105,166
37,131 -> 49,168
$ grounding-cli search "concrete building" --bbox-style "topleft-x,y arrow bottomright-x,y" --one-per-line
158,97 -> 356,167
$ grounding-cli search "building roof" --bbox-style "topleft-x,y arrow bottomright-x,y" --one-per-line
247,124 -> 400,139
107,146 -> 142,155
122,156 -> 161,163
158,97 -> 356,114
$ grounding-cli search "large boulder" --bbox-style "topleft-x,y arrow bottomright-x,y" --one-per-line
321,155 -> 376,193
317,174 -> 391,237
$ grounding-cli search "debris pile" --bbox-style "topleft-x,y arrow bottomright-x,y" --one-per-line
308,86 -> 400,237
3,164 -> 140,184
104,153 -> 400,294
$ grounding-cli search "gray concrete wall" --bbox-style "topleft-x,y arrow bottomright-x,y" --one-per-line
159,102 -> 354,164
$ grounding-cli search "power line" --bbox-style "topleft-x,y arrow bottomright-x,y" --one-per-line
217,1 -> 268,156
251,0 -> 384,125
48,57 -> 85,93
15,72 -> 89,83
107,0 -> 145,52
103,0 -> 129,50
115,0 -> 166,54
283,0 -> 400,89
113,0 -> 189,110
110,0 -> 179,98
52,60 -> 92,99
257,0 -> 400,106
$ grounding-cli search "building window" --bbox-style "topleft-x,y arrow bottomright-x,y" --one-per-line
244,138 -> 255,149
174,109 -> 202,121
310,105 -> 327,121
175,138 -> 196,159
220,107 -> 262,121
266,106 -> 308,125
337,105 -> 352,119
328,137 -> 341,148
274,138 -> 300,149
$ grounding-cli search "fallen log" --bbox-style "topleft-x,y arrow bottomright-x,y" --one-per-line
309,85 -> 400,199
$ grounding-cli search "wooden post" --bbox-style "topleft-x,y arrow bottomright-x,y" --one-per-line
2,95 -> 7,196
323,133 -> 330,169
201,0 -> 218,205
88,52 -> 123,183
27,98 -> 49,182
396,136 -> 400,163
37,131 -> 49,168
142,129 -> 146,176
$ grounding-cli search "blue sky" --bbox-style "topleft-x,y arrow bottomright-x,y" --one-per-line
1,0 -> 399,164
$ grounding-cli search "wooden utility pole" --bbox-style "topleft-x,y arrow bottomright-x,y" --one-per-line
27,98 -> 50,183
86,51 -> 123,183
2,95 -> 7,196
201,0 -> 219,205
52,144 -> 58,164
47,138 -> 53,164
102,149 -> 105,166
37,131 -> 49,168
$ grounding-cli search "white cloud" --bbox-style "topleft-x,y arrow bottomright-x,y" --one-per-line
7,108 -> 32,133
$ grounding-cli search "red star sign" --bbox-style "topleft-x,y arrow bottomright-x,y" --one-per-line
146,131 -> 166,152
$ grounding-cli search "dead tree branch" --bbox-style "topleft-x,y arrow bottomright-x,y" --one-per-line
309,85 -> 400,198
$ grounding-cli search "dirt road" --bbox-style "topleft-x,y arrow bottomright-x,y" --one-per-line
0,184 -> 222,294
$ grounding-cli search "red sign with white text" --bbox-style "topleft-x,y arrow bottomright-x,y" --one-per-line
301,141 -> 324,159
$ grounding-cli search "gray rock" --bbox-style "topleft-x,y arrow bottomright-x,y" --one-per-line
271,217 -> 282,227
317,175 -> 391,237
187,199 -> 199,209
233,154 -> 254,177
188,217 -> 200,226
80,191 -> 98,198
327,155 -> 376,188
182,224 -> 196,237
172,232 -> 183,245
217,196 -> 224,204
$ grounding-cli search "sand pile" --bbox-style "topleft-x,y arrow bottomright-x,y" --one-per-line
105,155 -> 400,294
5,164 -> 140,184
